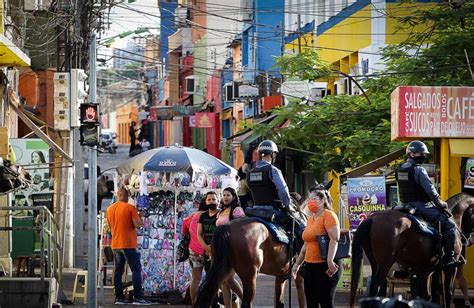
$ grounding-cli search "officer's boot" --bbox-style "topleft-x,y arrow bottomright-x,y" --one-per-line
442,232 -> 464,269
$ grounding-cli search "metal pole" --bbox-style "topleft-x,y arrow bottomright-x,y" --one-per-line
87,33 -> 98,308
73,127 -> 86,267
297,14 -> 302,54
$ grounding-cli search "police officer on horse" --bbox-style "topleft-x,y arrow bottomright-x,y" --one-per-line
396,140 -> 464,268
247,140 -> 305,234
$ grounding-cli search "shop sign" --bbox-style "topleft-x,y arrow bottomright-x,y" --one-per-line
391,86 -> 474,139
238,85 -> 259,98
464,158 -> 474,189
195,112 -> 215,128
189,115 -> 196,127
10,139 -> 52,215
172,105 -> 201,116
347,176 -> 386,231
150,106 -> 173,120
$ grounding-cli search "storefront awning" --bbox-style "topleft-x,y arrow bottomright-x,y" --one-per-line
227,114 -> 278,140
9,93 -> 73,162
449,139 -> 474,157
0,34 -> 30,67
340,147 -> 406,180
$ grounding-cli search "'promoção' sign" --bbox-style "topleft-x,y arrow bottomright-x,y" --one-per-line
391,86 -> 474,140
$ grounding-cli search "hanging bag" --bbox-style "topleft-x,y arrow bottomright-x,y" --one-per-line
177,232 -> 191,262
317,229 -> 352,260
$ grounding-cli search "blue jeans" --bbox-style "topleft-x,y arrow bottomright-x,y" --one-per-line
411,202 -> 456,250
113,248 -> 144,300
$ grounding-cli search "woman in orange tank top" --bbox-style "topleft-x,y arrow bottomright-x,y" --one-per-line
291,188 -> 341,308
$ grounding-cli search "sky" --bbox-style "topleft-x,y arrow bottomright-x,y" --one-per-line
101,0 -> 161,49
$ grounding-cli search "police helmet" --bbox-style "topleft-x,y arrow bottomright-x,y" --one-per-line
406,140 -> 430,155
257,140 -> 279,156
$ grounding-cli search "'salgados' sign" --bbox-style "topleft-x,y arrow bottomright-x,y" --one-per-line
391,86 -> 474,140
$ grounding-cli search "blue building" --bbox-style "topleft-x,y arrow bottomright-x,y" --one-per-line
241,0 -> 285,118
159,0 -> 178,68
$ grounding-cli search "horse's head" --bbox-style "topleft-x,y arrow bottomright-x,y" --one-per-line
310,179 -> 334,206
447,192 -> 474,246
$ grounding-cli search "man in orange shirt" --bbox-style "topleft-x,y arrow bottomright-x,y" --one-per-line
107,187 -> 151,305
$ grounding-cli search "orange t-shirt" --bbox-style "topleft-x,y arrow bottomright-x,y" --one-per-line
302,209 -> 338,263
106,201 -> 141,249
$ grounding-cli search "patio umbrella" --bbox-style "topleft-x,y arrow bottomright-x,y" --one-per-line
116,145 -> 236,176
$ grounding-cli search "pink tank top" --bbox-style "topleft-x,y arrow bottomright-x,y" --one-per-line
216,207 -> 245,226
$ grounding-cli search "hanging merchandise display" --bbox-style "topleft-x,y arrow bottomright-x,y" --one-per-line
114,146 -> 238,299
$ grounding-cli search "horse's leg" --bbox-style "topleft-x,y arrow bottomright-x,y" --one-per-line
410,270 -> 430,300
363,241 -> 379,297
443,269 -> 456,308
238,268 -> 258,308
370,259 -> 393,297
274,276 -> 286,308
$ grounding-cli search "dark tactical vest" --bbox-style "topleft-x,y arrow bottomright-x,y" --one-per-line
247,164 -> 280,206
396,163 -> 431,204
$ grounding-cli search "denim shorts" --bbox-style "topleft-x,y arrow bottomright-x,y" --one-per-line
189,249 -> 205,268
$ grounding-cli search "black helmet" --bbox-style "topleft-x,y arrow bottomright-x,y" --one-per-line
406,140 -> 429,155
257,140 -> 279,155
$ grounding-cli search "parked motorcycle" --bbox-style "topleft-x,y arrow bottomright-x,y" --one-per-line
99,133 -> 116,154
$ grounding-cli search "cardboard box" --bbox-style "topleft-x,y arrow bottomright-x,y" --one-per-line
0,127 -> 8,159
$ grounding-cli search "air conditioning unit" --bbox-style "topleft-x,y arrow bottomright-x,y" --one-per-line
185,76 -> 198,94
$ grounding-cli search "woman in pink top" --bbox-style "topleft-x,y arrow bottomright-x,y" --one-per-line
182,200 -> 207,304
217,187 -> 245,307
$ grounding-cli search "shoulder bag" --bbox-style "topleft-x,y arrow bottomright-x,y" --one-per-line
317,229 -> 352,261
177,232 -> 191,262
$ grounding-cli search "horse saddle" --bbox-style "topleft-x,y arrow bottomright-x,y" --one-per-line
248,217 -> 289,245
394,204 -> 437,238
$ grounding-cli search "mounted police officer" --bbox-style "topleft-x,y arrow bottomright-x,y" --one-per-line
247,140 -> 305,233
396,140 -> 464,268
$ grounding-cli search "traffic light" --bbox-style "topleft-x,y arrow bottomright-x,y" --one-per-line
79,103 -> 100,147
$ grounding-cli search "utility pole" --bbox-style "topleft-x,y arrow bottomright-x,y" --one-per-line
297,14 -> 302,54
87,33 -> 98,308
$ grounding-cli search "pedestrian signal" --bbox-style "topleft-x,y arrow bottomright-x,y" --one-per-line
80,103 -> 99,124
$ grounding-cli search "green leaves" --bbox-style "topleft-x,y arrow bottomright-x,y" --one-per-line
274,49 -> 331,82
252,3 -> 474,176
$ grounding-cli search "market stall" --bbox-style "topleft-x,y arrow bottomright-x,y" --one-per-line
114,146 -> 237,299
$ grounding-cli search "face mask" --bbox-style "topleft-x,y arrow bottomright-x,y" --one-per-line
307,199 -> 321,213
413,156 -> 425,164
208,203 -> 217,211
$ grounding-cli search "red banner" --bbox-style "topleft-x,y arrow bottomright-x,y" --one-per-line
391,86 -> 474,140
195,112 -> 215,128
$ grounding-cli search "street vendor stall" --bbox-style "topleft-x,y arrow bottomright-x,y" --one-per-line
114,146 -> 237,300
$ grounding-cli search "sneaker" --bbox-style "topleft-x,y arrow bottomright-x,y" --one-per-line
133,298 -> 152,305
115,298 -> 132,305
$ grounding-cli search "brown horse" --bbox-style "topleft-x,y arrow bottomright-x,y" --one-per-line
349,192 -> 474,307
194,183 -> 334,308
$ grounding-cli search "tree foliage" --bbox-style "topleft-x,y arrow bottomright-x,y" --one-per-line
253,2 -> 474,176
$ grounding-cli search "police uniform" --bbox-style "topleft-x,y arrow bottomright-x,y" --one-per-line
248,160 -> 290,210
396,157 -> 458,264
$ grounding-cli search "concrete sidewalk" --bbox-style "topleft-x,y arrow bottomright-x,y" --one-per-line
61,268 -> 472,307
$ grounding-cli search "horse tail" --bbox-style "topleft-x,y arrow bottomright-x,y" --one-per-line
196,224 -> 232,307
350,218 -> 372,307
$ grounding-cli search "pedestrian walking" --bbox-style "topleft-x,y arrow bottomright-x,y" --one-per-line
182,199 -> 207,304
197,191 -> 219,267
106,187 -> 151,305
291,188 -> 341,308
129,121 -> 138,155
216,187 -> 245,307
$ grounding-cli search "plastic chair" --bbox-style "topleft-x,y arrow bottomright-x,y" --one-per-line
72,270 -> 88,304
